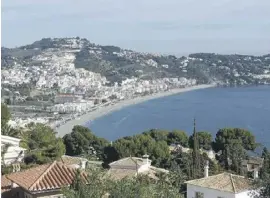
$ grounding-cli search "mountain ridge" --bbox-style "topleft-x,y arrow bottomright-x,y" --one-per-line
2,37 -> 270,89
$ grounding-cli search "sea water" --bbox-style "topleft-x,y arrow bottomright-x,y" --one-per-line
87,86 -> 270,147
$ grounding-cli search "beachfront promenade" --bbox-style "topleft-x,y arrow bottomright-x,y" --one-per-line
55,84 -> 216,137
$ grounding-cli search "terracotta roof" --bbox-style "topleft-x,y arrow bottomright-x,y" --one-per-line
6,161 -> 87,192
185,172 -> 252,193
1,175 -> 12,193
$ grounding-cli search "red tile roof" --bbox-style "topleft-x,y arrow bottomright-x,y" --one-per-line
6,161 -> 87,192
1,175 -> 12,193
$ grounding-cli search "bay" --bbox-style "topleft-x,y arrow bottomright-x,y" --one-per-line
87,86 -> 270,147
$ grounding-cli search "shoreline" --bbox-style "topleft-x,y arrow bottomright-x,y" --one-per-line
55,84 -> 216,137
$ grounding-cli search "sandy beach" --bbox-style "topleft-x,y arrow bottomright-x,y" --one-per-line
56,84 -> 216,137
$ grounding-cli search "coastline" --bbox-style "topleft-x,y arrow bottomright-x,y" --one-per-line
55,84 -> 216,137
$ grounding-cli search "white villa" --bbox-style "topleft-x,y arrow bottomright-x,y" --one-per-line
108,154 -> 168,180
1,135 -> 26,165
185,162 -> 255,198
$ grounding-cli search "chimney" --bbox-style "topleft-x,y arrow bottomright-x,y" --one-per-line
204,160 -> 209,178
253,168 -> 259,179
12,163 -> 21,172
142,154 -> 150,165
80,160 -> 87,170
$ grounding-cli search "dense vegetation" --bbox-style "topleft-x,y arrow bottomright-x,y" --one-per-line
21,123 -> 66,164
1,104 -> 65,169
252,147 -> 270,198
63,125 -> 108,160
63,169 -> 183,198
1,104 -> 269,197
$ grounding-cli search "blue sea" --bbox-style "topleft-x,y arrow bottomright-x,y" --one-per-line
87,86 -> 270,147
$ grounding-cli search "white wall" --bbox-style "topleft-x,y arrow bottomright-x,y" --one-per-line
138,163 -> 150,173
1,135 -> 26,165
236,190 -> 257,198
1,135 -> 21,146
187,184 -> 254,198
187,184 -> 236,198
2,145 -> 25,165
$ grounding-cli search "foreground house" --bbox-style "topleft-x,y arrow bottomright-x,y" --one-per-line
108,154 -> 168,180
1,135 -> 26,165
185,162 -> 254,198
1,161 -> 87,198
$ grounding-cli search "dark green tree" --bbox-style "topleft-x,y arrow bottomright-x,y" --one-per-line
1,103 -> 21,138
1,124 -> 20,137
192,119 -> 200,178
227,140 -> 247,175
21,123 -> 66,164
167,130 -> 189,146
143,129 -> 169,142
110,133 -> 170,165
188,131 -> 212,150
214,128 -> 257,172
63,125 -> 109,160
214,128 -> 257,152
252,147 -> 270,198
1,103 -> 11,127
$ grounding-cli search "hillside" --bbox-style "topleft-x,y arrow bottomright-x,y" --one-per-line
1,37 -> 270,92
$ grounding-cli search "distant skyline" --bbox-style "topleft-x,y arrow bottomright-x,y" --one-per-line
2,0 -> 270,55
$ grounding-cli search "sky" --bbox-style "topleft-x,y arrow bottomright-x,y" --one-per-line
1,0 -> 270,55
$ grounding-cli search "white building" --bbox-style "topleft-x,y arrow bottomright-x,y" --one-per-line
185,162 -> 254,198
1,135 -> 26,165
108,155 -> 168,180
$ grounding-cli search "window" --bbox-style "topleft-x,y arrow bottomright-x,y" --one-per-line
195,192 -> 204,198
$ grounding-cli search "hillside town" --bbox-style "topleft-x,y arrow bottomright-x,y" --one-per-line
1,39 -> 270,198
2,38 -> 270,129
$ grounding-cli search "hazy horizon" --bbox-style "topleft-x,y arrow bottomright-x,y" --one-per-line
2,0 -> 270,55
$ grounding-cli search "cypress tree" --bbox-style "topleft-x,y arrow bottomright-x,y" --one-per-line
192,118 -> 200,178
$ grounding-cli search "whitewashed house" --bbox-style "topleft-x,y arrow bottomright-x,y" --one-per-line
1,135 -> 26,165
108,154 -> 168,180
185,162 -> 255,198
169,144 -> 217,160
